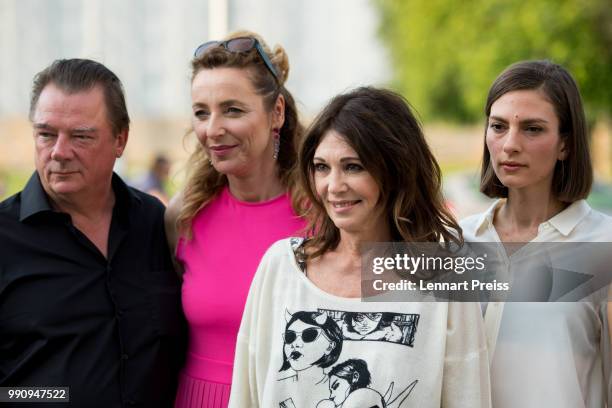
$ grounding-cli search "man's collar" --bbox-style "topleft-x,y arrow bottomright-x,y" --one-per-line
19,172 -> 54,221
111,173 -> 142,225
19,172 -> 141,223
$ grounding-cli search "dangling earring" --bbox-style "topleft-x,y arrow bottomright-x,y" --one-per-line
272,128 -> 280,160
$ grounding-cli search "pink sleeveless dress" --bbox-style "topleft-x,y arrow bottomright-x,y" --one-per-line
174,186 -> 305,408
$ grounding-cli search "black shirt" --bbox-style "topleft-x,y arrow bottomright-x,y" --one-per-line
0,172 -> 186,407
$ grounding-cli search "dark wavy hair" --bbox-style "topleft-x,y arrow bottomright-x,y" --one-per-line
480,60 -> 592,202
298,86 -> 462,259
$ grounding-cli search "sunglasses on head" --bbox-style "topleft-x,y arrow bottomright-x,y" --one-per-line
194,36 -> 279,81
283,327 -> 327,344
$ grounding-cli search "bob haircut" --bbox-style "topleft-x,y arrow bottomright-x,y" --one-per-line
279,311 -> 343,371
298,86 -> 462,259
480,60 -> 592,201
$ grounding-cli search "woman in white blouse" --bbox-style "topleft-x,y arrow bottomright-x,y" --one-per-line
461,60 -> 612,408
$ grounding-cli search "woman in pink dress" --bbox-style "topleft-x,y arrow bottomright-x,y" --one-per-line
165,30 -> 306,408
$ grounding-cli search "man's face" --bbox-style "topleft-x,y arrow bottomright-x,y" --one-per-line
32,83 -> 127,204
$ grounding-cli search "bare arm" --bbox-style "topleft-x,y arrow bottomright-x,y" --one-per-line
164,192 -> 184,275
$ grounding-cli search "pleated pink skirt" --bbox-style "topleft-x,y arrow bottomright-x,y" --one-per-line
174,372 -> 231,408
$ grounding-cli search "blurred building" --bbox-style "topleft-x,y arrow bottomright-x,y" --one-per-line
0,0 -> 391,199
0,0 -> 390,118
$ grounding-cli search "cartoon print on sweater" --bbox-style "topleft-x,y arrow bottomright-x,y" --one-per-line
279,398 -> 297,408
277,309 -> 420,407
315,359 -> 418,408
278,310 -> 344,383
320,309 -> 420,347
279,357 -> 419,408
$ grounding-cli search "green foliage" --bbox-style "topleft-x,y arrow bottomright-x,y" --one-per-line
0,169 -> 29,201
375,0 -> 612,123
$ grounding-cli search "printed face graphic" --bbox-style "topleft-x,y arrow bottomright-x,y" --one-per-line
329,375 -> 351,406
284,320 -> 334,371
351,313 -> 382,335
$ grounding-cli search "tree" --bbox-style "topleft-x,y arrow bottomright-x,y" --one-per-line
375,0 -> 612,123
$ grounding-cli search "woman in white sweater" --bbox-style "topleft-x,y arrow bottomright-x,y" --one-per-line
229,87 -> 491,408
460,60 -> 612,408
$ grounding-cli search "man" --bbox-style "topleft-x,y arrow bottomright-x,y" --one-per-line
0,59 -> 186,407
